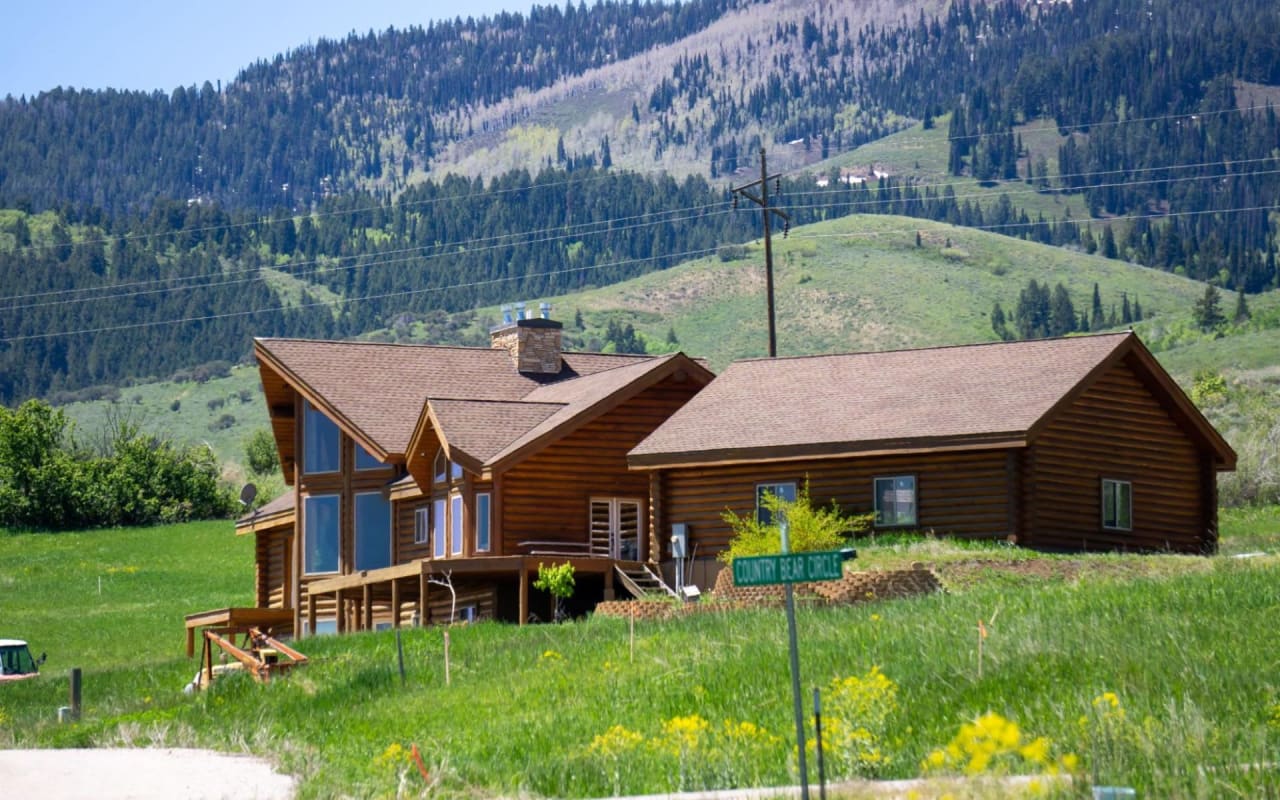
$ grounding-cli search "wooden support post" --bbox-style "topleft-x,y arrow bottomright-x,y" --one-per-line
69,667 -> 82,721
307,591 -> 317,636
362,584 -> 372,631
604,566 -> 615,602
418,571 -> 428,626
391,578 -> 401,628
518,564 -> 529,626
335,589 -> 345,634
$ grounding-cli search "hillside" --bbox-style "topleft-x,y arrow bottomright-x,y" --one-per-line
59,212 -> 1278,487
3,0 -> 1279,406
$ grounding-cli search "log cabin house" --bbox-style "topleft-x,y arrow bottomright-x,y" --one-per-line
628,332 -> 1236,590
185,310 -> 713,649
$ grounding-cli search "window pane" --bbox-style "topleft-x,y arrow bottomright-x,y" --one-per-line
354,492 -> 391,571
433,451 -> 447,484
414,508 -> 429,545
1103,480 -> 1132,530
476,493 -> 491,552
432,499 -> 447,558
304,494 -> 340,574
451,493 -> 464,554
303,401 -> 340,474
875,476 -> 916,527
355,443 -> 383,471
755,482 -> 796,525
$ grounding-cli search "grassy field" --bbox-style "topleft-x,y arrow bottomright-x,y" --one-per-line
4,509 -> 1280,798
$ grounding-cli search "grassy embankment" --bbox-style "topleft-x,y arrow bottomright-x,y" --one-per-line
3,508 -> 1280,798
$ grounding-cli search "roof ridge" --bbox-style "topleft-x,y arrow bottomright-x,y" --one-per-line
732,331 -> 1132,364
429,397 -> 568,408
255,337 -> 505,353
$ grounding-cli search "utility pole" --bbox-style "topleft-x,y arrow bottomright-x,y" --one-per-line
732,148 -> 790,357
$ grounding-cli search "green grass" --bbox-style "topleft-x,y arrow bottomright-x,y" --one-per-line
4,514 -> 1280,797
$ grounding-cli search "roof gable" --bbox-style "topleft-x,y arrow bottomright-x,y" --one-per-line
406,352 -> 714,478
629,333 -> 1175,468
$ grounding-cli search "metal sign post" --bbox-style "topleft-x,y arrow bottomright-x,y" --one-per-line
780,521 -> 809,800
731,544 -> 854,799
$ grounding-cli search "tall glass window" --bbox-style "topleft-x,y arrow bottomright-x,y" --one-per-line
303,400 -> 340,474
432,498 -> 447,558
475,493 -> 491,553
450,493 -> 464,555
355,442 -> 383,471
303,494 -> 340,574
354,492 -> 392,570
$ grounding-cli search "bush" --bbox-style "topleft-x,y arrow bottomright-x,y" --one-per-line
244,429 -> 279,475
717,244 -> 748,262
0,399 -> 235,530
719,481 -> 870,563
208,413 -> 236,431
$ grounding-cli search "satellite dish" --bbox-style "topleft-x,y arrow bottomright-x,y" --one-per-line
239,483 -> 258,509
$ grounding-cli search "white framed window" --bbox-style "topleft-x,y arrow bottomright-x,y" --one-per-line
755,481 -> 797,525
354,491 -> 392,571
450,493 -> 464,555
414,507 -> 430,545
1102,479 -> 1132,531
302,400 -> 340,474
475,493 -> 491,552
432,498 -> 447,559
303,494 -> 340,574
874,476 -> 917,527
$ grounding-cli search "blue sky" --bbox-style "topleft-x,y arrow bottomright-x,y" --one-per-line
2,1 -> 538,99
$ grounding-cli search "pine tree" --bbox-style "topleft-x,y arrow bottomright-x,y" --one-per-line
1090,283 -> 1105,331
1234,290 -> 1251,323
990,301 -> 1011,340
1192,285 -> 1226,331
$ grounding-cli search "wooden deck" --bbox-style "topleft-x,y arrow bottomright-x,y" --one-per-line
184,607 -> 294,658
303,554 -> 633,634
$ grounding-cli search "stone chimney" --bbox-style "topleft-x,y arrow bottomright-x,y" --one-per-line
491,303 -> 563,374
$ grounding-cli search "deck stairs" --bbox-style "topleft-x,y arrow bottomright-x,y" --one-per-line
614,562 -> 678,600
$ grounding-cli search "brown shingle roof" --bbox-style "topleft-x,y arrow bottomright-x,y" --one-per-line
428,399 -> 564,466
256,338 -> 655,458
629,333 -> 1137,467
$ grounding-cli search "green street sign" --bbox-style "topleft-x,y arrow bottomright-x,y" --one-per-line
732,550 -> 846,587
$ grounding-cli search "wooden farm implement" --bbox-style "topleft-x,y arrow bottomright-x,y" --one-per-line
193,626 -> 307,690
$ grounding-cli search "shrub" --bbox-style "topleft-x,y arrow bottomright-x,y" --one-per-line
717,244 -> 748,262
208,413 -> 236,431
244,429 -> 279,475
719,481 -> 870,563
0,400 -> 234,529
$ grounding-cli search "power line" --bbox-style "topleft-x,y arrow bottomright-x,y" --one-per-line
7,196 -> 1277,346
0,245 -> 721,344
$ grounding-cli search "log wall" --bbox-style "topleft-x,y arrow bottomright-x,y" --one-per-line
1025,354 -> 1210,552
254,528 -> 291,609
501,374 -> 704,552
661,449 -> 1013,560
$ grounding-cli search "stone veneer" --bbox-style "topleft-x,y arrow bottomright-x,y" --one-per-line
490,318 -> 564,374
594,563 -> 943,620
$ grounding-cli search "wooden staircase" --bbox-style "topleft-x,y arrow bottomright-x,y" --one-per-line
614,562 -> 678,600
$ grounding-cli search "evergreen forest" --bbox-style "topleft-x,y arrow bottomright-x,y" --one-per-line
1,0 -> 1278,405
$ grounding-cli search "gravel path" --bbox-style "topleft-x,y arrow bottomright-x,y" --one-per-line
0,748 -> 295,799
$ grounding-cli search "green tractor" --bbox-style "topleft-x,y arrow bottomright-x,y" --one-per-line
0,639 -> 45,682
